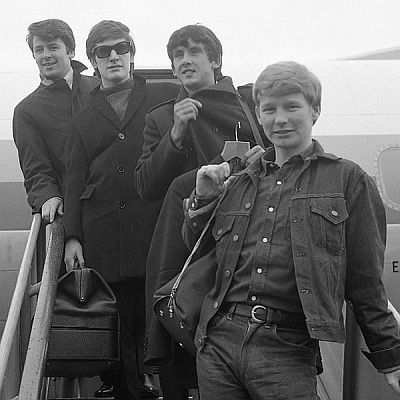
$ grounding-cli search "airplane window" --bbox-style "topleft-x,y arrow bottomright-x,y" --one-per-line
376,145 -> 400,211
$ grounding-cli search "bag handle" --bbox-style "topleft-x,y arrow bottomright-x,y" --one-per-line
168,187 -> 227,304
236,93 -> 265,147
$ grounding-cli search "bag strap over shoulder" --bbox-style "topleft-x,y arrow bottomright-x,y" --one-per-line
236,93 -> 264,147
170,188 -> 227,297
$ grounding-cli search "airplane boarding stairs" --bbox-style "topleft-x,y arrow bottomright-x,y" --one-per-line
0,216 -> 116,399
0,215 -> 399,399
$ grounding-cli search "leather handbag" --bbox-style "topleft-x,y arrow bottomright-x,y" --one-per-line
45,267 -> 119,377
153,193 -> 224,356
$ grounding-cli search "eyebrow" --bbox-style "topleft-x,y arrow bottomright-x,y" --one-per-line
34,42 -> 60,49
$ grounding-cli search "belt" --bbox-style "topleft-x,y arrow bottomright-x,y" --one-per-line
220,303 -> 307,330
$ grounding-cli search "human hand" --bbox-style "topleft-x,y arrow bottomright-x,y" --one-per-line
41,197 -> 63,223
243,145 -> 265,166
170,98 -> 202,148
64,237 -> 85,272
195,162 -> 231,199
384,368 -> 400,395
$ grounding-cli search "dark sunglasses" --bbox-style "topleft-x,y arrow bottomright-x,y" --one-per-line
92,41 -> 131,59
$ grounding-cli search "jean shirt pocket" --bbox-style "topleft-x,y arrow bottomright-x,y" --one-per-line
311,197 -> 348,255
212,215 -> 235,242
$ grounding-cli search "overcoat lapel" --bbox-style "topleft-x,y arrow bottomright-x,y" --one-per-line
120,79 -> 146,129
91,90 -> 121,128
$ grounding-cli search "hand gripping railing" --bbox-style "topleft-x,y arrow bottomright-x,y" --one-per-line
18,217 -> 64,399
0,214 -> 41,392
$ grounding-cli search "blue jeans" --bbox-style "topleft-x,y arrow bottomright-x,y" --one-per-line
197,311 -> 320,400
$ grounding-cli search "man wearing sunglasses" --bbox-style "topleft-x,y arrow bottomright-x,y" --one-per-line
63,20 -> 179,400
13,19 -> 99,222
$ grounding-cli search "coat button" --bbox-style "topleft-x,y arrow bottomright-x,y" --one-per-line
225,270 -> 231,277
276,180 -> 282,185
117,165 -> 125,173
331,209 -> 338,217
118,201 -> 126,209
233,234 -> 239,242
213,301 -> 219,309
118,132 -> 125,140
245,202 -> 252,209
217,229 -> 223,235
301,289 -> 310,294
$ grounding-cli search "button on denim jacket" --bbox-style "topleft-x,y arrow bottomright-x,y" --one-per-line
183,140 -> 400,370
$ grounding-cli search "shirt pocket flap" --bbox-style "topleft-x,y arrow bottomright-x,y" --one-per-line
80,185 -> 96,200
212,215 -> 235,241
311,197 -> 348,224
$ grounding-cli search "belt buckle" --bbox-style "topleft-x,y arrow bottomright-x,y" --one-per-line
251,305 -> 267,324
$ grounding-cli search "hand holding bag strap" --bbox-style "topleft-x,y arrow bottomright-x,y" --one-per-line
236,93 -> 265,147
167,187 -> 227,309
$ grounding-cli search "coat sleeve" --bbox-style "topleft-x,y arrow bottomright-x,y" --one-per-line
134,109 -> 191,201
63,122 -> 89,241
345,170 -> 400,370
13,105 -> 61,213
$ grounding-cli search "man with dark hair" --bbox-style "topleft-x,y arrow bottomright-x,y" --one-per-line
135,24 -> 266,400
183,61 -> 400,399
13,19 -> 99,221
135,24 -> 263,200
63,20 -> 179,400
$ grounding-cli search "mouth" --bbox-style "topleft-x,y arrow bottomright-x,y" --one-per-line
273,129 -> 294,135
108,65 -> 122,70
42,61 -> 56,67
181,68 -> 195,75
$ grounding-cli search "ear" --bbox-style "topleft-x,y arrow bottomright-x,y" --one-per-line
67,49 -> 75,59
129,51 -> 135,64
90,57 -> 98,69
312,106 -> 321,123
211,54 -> 222,70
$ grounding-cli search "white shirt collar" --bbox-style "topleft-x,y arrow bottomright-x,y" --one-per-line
41,67 -> 74,89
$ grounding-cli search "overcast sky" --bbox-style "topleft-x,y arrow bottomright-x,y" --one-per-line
1,0 -> 400,86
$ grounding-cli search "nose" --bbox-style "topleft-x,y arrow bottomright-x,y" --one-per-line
43,47 -> 51,58
275,109 -> 288,125
181,50 -> 191,65
109,49 -> 119,60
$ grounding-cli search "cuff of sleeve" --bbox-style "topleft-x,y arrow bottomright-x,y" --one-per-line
362,344 -> 400,371
378,365 -> 400,374
169,130 -> 186,152
186,191 -> 219,218
42,196 -> 63,206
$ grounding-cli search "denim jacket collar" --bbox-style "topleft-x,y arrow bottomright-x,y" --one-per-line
236,139 -> 341,183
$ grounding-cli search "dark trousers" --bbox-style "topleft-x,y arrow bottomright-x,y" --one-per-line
197,312 -> 320,400
104,278 -> 145,400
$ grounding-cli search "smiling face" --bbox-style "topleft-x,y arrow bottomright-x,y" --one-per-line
172,39 -> 220,95
256,92 -> 320,163
90,37 -> 133,88
32,36 -> 74,81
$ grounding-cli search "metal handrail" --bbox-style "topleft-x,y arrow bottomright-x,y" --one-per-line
18,217 -> 64,399
0,214 -> 42,392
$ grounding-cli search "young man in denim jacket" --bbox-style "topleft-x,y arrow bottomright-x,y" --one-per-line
183,61 -> 400,399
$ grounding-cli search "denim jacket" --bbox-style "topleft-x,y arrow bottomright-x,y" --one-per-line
183,139 -> 400,370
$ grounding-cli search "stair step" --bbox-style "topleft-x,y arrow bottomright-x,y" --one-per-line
48,398 -> 114,400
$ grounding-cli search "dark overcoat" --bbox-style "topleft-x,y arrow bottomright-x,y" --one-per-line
13,60 -> 99,212
63,75 -> 179,282
140,78 -> 269,370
